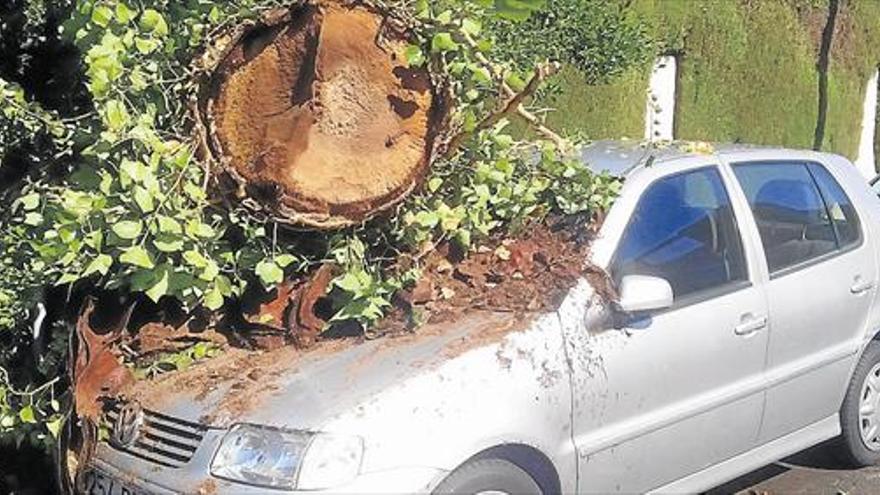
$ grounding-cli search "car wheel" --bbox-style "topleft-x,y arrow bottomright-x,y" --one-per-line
835,339 -> 880,466
433,458 -> 542,495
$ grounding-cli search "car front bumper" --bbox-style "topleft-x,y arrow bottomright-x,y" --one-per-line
88,447 -> 448,494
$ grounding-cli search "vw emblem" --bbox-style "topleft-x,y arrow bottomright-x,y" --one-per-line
111,402 -> 144,449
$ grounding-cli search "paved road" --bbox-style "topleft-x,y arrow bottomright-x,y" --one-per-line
706,441 -> 880,495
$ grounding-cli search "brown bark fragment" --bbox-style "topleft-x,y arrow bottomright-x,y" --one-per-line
72,300 -> 134,423
244,281 -> 297,329
288,263 -> 335,347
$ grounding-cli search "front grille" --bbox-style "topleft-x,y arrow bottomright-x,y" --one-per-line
106,402 -> 208,468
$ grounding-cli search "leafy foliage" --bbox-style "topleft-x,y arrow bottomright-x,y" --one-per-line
0,0 -> 647,447
488,0 -> 652,84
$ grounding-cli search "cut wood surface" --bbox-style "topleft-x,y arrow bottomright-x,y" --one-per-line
203,1 -> 447,228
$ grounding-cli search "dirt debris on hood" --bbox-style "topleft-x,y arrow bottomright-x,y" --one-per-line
133,321 -> 227,357
123,335 -> 355,426
395,217 -> 615,328
71,215 -> 614,437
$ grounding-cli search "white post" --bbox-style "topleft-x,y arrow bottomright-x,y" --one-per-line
855,68 -> 878,179
645,56 -> 677,142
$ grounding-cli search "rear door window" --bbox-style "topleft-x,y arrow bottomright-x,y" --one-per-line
807,162 -> 861,248
611,167 -> 748,300
732,161 -> 860,274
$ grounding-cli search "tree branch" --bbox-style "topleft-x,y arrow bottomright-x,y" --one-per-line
454,31 -> 566,149
445,63 -> 558,153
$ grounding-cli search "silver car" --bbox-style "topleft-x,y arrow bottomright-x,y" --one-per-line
78,143 -> 880,494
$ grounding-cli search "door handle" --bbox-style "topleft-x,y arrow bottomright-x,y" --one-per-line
851,280 -> 875,295
734,316 -> 768,336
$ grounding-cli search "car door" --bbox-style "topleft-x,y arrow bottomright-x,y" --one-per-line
558,158 -> 770,493
726,157 -> 878,443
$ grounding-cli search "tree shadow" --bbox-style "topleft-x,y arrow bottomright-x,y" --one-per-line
704,440 -> 850,494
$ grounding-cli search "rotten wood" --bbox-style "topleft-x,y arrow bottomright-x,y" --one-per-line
287,264 -> 335,348
72,300 -> 134,423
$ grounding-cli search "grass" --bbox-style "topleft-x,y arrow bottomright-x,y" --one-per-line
528,0 -> 880,164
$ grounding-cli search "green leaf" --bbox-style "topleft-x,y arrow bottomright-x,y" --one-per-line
57,272 -> 80,285
431,32 -> 458,53
46,417 -> 63,438
91,5 -> 113,27
275,254 -> 297,268
140,9 -> 169,37
18,406 -> 36,424
204,286 -> 224,310
115,3 -> 135,24
215,275 -> 234,296
145,266 -> 169,302
208,6 -> 221,24
120,246 -> 154,269
152,237 -> 184,253
468,64 -> 492,85
183,182 -> 206,202
23,212 -> 43,226
436,10 -> 453,24
414,210 -> 440,228
199,260 -> 219,282
333,272 -> 364,293
183,249 -> 208,268
186,219 -> 215,239
461,18 -> 481,36
456,229 -> 472,248
103,99 -> 129,132
133,186 -> 155,213
84,254 -> 113,277
157,216 -> 182,234
18,193 -> 40,211
112,220 -> 143,240
427,177 -> 443,192
404,45 -> 425,66
134,37 -> 159,55
0,414 -> 15,428
255,260 -> 284,287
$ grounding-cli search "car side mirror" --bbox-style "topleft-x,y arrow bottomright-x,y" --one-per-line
615,275 -> 674,313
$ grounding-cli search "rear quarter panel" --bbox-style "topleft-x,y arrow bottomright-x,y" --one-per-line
821,153 -> 880,349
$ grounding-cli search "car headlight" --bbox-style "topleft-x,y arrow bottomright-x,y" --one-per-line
210,424 -> 364,490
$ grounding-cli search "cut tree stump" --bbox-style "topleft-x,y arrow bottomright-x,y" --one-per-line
197,1 -> 448,228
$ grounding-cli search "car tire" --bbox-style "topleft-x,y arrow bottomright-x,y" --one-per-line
433,458 -> 542,495
834,339 -> 880,467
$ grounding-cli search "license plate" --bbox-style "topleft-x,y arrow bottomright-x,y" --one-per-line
77,469 -> 146,495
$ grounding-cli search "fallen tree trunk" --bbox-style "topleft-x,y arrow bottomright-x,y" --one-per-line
196,1 -> 449,228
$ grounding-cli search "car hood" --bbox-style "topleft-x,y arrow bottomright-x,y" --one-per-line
125,311 -> 525,430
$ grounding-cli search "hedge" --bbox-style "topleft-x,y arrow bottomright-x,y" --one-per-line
532,0 -> 880,163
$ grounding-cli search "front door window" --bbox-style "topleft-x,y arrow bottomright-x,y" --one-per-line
610,167 -> 748,301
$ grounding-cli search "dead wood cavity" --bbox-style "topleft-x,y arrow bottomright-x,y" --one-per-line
200,2 -> 449,228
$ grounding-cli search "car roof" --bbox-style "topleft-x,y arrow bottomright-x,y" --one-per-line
579,139 -> 818,177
